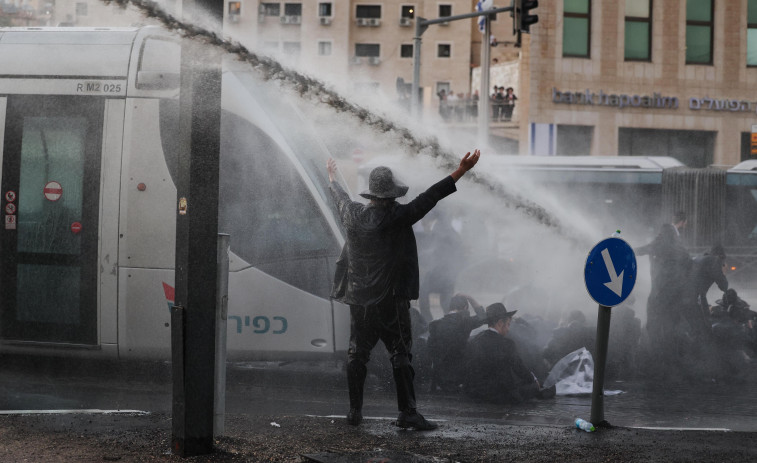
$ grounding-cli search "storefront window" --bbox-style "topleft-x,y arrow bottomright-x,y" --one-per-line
686,0 -> 713,64
556,125 -> 593,155
748,0 -> 757,66
563,0 -> 591,58
625,0 -> 652,61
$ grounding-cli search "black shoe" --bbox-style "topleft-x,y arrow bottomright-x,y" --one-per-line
537,384 -> 556,399
396,410 -> 437,431
347,408 -> 362,426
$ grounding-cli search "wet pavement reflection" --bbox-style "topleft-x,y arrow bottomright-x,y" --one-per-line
2,358 -> 756,433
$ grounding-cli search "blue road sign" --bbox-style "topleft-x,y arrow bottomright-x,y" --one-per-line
584,237 -> 637,307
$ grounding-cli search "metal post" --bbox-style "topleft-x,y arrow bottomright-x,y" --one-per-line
214,234 -> 230,437
411,18 -> 423,118
171,0 -> 223,457
478,15 -> 491,146
590,304 -> 612,427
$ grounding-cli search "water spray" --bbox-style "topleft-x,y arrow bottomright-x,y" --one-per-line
102,0 -> 584,240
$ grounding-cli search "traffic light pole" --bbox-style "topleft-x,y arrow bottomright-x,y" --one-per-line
410,5 -> 514,119
478,16 -> 491,146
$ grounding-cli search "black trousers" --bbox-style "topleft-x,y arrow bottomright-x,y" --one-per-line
347,297 -> 417,412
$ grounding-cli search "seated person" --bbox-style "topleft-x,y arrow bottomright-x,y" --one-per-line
427,293 -> 486,392
464,303 -> 555,403
542,310 -> 596,370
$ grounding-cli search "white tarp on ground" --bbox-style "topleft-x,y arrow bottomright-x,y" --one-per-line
542,347 -> 623,396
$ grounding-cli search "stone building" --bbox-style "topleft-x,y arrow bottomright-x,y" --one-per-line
520,0 -> 757,167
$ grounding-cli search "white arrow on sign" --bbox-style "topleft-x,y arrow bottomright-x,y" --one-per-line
601,248 -> 624,297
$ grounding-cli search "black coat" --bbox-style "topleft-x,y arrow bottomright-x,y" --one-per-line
464,330 -> 534,402
330,176 -> 457,306
691,254 -> 728,308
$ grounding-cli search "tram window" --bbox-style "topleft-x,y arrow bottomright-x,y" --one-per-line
18,116 -> 86,255
219,112 -> 339,296
158,101 -> 338,297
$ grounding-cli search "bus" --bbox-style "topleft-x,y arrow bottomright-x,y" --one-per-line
0,26 -> 350,360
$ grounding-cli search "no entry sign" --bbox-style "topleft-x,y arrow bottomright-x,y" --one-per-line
44,181 -> 62,201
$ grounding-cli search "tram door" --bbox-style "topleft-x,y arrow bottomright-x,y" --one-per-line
1,96 -> 103,345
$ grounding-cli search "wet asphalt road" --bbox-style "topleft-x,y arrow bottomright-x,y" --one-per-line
2,356 -> 757,433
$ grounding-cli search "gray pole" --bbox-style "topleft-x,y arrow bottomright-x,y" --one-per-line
590,304 -> 612,427
478,16 -> 491,146
214,233 -> 230,437
411,18 -> 423,118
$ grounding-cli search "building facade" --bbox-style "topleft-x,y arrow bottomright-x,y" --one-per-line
521,0 -> 757,167
224,0 -> 473,105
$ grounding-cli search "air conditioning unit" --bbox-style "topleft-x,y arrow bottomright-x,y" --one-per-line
319,16 -> 332,25
351,56 -> 363,65
356,18 -> 368,26
368,18 -> 381,26
368,56 -> 380,66
399,17 -> 412,27
440,20 -> 450,26
280,15 -> 290,24
288,15 -> 301,24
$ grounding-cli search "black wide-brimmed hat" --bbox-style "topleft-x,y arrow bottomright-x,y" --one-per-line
360,166 -> 409,200
485,302 -> 517,325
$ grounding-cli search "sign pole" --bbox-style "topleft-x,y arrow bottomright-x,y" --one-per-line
590,304 -> 612,427
583,235 -> 637,429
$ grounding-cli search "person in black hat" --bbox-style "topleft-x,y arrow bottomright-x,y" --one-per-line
464,303 -> 555,404
327,149 -> 480,430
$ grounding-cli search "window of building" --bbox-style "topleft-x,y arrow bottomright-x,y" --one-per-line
624,0 -> 652,61
563,0 -> 591,58
556,125 -> 593,155
263,41 -> 279,51
75,2 -> 87,16
355,43 -> 380,57
748,0 -> 757,66
437,44 -> 451,58
355,82 -> 380,91
436,82 -> 450,95
318,41 -> 332,56
401,5 -> 415,19
356,5 -> 381,18
283,41 -> 301,56
261,3 -> 280,16
318,2 -> 332,17
686,0 -> 713,64
284,3 -> 302,16
439,4 -> 452,17
228,1 -> 241,17
400,44 -> 413,58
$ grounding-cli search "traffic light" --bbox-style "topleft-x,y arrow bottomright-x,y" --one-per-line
520,0 -> 539,33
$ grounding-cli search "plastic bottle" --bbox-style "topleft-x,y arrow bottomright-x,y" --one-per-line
611,230 -> 621,238
575,418 -> 595,432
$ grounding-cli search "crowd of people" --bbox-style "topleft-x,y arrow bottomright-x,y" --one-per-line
327,154 -> 755,430
436,85 -> 517,123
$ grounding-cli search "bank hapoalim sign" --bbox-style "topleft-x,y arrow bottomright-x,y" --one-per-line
552,87 -> 757,114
